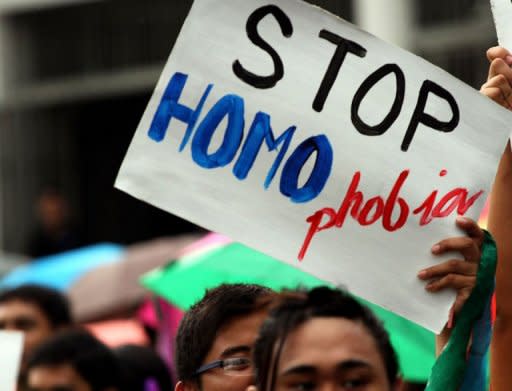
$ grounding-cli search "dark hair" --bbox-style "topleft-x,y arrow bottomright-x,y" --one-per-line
0,284 -> 72,328
175,284 -> 273,382
114,345 -> 174,391
26,329 -> 121,390
253,287 -> 399,391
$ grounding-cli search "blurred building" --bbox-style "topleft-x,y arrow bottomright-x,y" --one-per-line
0,0 -> 498,253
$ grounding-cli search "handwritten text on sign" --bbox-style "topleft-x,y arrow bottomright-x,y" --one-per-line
116,0 -> 512,333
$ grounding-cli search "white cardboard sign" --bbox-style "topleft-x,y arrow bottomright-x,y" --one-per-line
490,0 -> 512,145
0,332 -> 23,391
116,0 -> 512,333
491,0 -> 512,50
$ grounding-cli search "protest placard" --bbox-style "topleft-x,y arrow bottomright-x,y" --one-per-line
116,0 -> 512,333
489,0 -> 512,152
491,0 -> 512,50
0,332 -> 23,391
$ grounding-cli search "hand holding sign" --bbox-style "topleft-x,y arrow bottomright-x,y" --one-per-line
117,0 -> 512,332
481,46 -> 512,109
419,217 -> 482,325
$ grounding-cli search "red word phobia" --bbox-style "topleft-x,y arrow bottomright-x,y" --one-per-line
298,169 -> 483,260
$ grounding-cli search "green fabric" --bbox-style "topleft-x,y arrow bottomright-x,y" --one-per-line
141,242 -> 435,381
425,231 -> 497,391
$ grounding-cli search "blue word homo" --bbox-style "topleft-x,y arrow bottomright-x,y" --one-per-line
147,72 -> 333,203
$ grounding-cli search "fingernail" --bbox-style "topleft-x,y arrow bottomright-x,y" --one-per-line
418,270 -> 428,279
431,244 -> 441,253
506,55 -> 512,65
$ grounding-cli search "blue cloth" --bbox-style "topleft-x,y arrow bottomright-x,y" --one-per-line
459,281 -> 494,391
0,243 -> 124,291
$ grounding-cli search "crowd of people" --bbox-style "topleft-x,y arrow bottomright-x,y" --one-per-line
0,285 -> 173,391
1,46 -> 512,391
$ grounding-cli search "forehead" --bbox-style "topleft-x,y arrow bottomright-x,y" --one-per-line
0,299 -> 45,319
203,309 -> 267,361
278,317 -> 387,372
28,364 -> 83,387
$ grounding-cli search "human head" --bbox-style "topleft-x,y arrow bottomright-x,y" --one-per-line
25,329 -> 121,391
0,284 -> 72,364
252,287 -> 400,391
175,284 -> 274,391
114,344 -> 173,391
36,188 -> 69,231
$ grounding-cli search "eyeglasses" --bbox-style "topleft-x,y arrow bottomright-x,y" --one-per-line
195,357 -> 252,376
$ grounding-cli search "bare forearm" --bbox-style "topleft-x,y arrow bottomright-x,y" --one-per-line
489,141 -> 512,391
435,328 -> 450,357
489,142 -> 512,319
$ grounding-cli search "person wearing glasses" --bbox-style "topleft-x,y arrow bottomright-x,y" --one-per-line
174,214 -> 484,391
174,284 -> 275,391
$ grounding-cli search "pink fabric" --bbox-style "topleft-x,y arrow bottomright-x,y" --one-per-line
137,297 -> 159,329
155,298 -> 183,373
179,232 -> 232,258
85,319 -> 149,347
136,297 -> 183,380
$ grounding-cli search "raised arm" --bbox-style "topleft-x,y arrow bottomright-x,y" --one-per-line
488,142 -> 512,391
481,46 -> 512,391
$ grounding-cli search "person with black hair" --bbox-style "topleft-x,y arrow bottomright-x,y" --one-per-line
174,284 -> 274,391
114,344 -> 174,391
25,329 -> 121,391
0,284 -> 72,366
174,217 -> 484,391
249,287 -> 400,391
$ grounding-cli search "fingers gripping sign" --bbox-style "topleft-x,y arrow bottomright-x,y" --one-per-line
481,49 -> 512,110
418,217 -> 484,327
